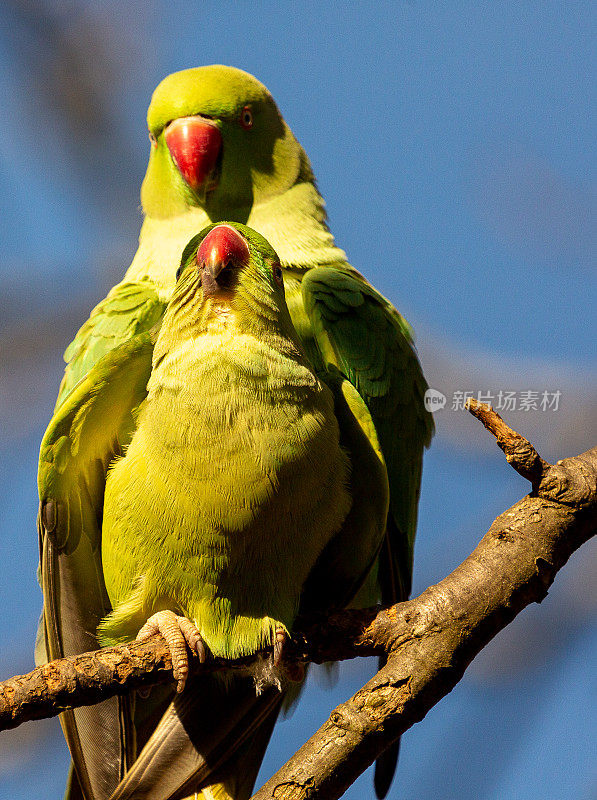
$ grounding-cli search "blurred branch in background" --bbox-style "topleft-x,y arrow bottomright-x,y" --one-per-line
2,0 -> 153,233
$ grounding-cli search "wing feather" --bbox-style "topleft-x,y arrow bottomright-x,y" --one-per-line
38,330 -> 157,799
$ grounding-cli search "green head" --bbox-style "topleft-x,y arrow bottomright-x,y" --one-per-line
142,65 -> 308,221
167,222 -> 297,340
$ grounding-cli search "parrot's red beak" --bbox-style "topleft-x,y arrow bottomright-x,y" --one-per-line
165,116 -> 222,195
197,225 -> 250,297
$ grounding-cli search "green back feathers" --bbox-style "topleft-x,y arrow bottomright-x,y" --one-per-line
55,281 -> 165,408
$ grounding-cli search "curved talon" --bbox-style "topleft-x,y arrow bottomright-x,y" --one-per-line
273,626 -> 287,668
137,610 -> 205,692
273,626 -> 304,682
178,617 -> 207,663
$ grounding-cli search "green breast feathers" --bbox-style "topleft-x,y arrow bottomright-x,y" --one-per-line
98,264 -> 351,658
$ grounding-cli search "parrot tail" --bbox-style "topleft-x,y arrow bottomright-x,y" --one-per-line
108,673 -> 282,800
192,702 -> 279,800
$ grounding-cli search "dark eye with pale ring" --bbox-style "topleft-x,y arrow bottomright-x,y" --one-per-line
149,131 -> 157,147
273,264 -> 283,285
175,264 -> 184,281
240,105 -> 253,129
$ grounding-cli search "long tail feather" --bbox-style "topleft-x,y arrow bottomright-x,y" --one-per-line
110,674 -> 282,800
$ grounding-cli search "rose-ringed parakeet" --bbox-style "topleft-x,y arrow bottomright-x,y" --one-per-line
39,65 -> 433,798
38,223 -> 389,800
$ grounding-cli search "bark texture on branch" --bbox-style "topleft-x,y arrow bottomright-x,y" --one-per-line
0,609 -> 383,732
0,408 -> 595,800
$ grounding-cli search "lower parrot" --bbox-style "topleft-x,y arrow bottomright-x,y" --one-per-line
38,223 -> 390,800
39,65 -> 433,798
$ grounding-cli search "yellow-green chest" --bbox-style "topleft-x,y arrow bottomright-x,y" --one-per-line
100,326 -> 351,657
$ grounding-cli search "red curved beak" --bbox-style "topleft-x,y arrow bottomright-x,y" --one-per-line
165,116 -> 222,194
197,225 -> 250,297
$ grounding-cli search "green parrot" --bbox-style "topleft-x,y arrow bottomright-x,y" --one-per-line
39,65 -> 433,797
38,223 -> 389,800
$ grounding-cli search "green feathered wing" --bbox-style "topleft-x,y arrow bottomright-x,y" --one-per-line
299,369 -> 389,614
55,280 -> 166,409
302,266 -> 433,598
38,330 -> 156,799
37,281 -> 167,799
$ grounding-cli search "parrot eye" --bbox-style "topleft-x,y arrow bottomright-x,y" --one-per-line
175,264 -> 184,281
148,131 -> 157,147
240,105 -> 253,129
273,264 -> 283,286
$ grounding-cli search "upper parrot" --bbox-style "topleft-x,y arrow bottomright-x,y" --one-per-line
41,65 -> 433,797
38,223 -> 389,800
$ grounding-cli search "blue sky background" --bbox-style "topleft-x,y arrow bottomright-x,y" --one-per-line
0,3 -> 595,799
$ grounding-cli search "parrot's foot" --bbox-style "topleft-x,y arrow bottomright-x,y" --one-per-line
273,625 -> 304,683
136,611 -> 206,693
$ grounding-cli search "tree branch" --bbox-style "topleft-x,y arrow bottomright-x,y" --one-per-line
0,609 -> 384,732
251,404 -> 596,800
0,407 -> 594,800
